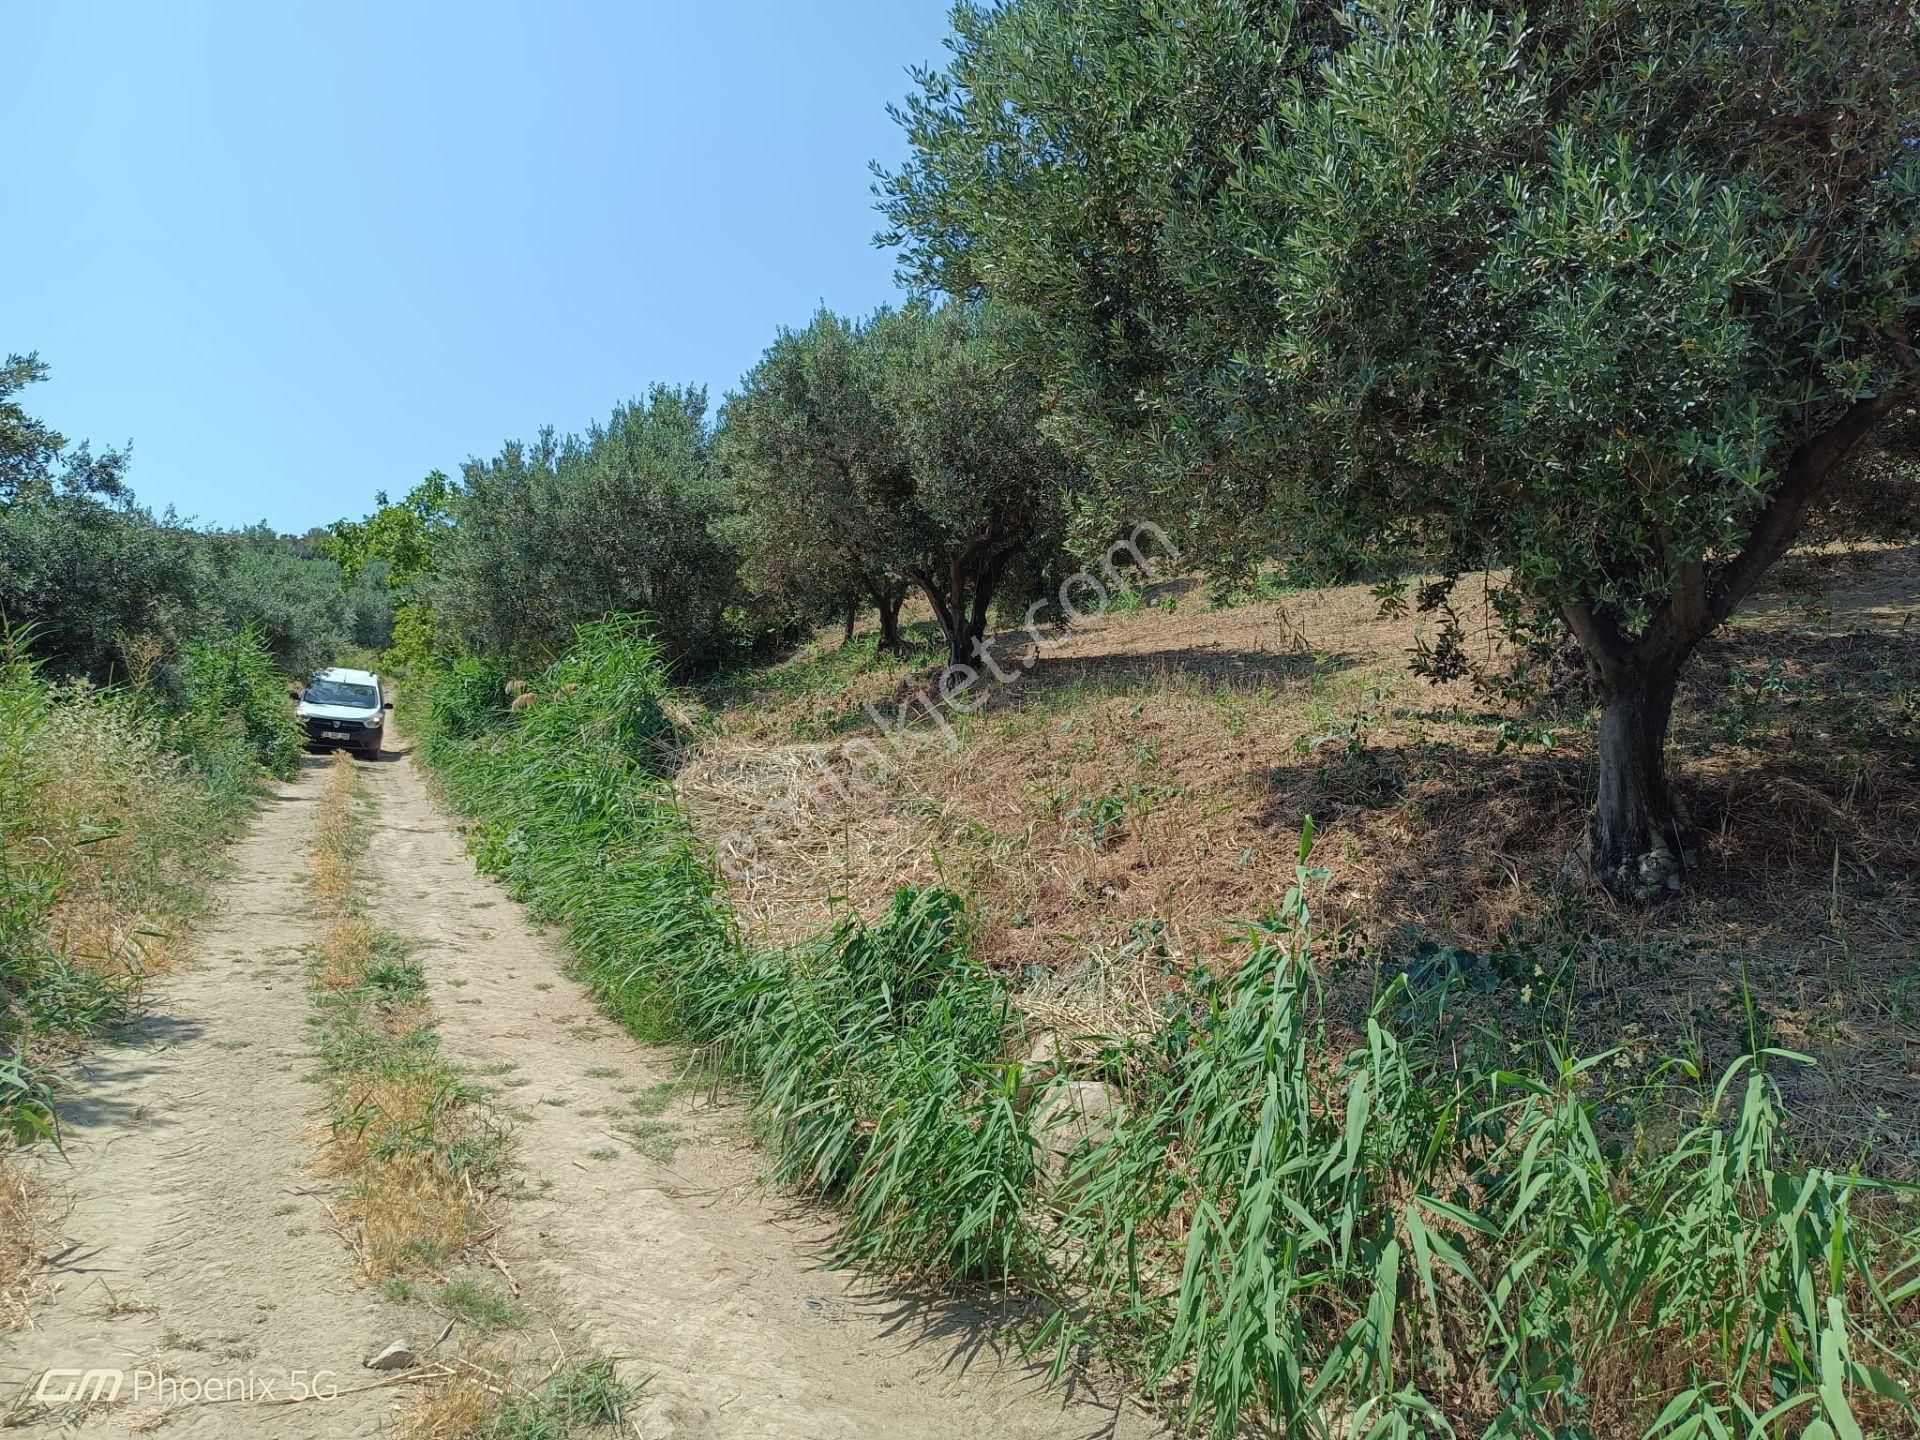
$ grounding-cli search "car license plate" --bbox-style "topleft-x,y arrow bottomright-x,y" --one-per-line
321,730 -> 351,741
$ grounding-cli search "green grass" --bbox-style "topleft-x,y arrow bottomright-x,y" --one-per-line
477,1359 -> 635,1439
615,1118 -> 679,1164
416,617 -> 1920,1439
434,1278 -> 526,1332
304,760 -> 512,1277
627,1078 -> 699,1116
1034,843 -> 1920,1438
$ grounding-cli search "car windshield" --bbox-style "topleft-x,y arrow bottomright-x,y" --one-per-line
304,680 -> 378,708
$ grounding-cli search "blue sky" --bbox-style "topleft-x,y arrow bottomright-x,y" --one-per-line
3,1 -> 954,532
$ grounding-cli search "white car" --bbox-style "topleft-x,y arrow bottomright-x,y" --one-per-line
294,666 -> 390,759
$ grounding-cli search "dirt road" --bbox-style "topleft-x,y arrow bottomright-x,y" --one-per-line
3,763 -> 424,1437
6,745 -> 1157,1439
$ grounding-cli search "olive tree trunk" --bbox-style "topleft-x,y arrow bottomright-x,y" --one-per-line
873,582 -> 906,649
1589,655 -> 1684,896
1565,394 -> 1896,899
909,532 -> 1020,669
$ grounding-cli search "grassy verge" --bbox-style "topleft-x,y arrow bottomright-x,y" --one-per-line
1,631 -> 300,1327
305,752 -> 511,1278
415,619 -> 1920,1439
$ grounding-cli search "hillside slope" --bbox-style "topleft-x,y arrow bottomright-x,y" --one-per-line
683,542 -> 1920,1177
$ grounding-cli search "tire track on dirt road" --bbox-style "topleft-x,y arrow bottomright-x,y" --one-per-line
358,744 -> 1160,1440
3,758 -> 437,1438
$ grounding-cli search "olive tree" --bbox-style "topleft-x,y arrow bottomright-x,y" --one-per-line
431,387 -> 744,671
724,302 -> 1077,666
4,354 -> 374,684
866,301 -> 1076,667
719,311 -> 913,645
882,0 -> 1920,893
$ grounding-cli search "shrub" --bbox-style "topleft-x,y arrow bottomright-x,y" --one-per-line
422,655 -> 510,745
182,625 -> 303,780
429,389 -> 745,674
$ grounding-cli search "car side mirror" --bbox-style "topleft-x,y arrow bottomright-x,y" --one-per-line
289,687 -> 303,701
383,700 -> 394,710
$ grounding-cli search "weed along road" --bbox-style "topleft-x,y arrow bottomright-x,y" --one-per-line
7,742 -> 1157,1439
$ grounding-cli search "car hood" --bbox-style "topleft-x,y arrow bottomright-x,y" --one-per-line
298,702 -> 381,722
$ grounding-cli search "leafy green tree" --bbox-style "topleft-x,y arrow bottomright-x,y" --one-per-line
4,354 -> 373,686
866,301 -> 1077,668
322,471 -> 450,593
430,429 -> 576,669
1,491 -> 213,681
720,310 -> 914,646
1,353 -> 126,504
1,352 -> 183,679
726,302 -> 1076,668
430,388 -> 744,672
321,471 -> 453,673
882,0 -> 1920,891
207,527 -> 375,676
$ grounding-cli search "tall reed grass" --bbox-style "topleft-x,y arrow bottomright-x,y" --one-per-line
419,619 -> 1920,1438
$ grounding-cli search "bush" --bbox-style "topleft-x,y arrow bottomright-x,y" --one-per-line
183,626 -> 303,779
429,389 -> 745,674
423,654 -> 511,745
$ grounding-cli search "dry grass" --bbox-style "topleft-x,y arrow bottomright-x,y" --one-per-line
306,758 -> 362,913
2,670 -> 254,1335
0,1153 -> 51,1332
394,1347 -> 637,1440
306,753 -> 506,1281
681,542 -> 1920,1175
315,916 -> 380,992
5,683 -> 239,1030
393,1351 -> 511,1440
676,740 -> 937,945
335,1152 -> 488,1281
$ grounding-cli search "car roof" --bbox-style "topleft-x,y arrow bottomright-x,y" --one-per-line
313,667 -> 380,686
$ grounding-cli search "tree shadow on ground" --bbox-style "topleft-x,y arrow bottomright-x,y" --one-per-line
1005,642 -> 1351,702
1245,725 -> 1919,1178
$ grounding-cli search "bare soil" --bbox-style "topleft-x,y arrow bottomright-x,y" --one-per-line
4,746 -> 1157,1438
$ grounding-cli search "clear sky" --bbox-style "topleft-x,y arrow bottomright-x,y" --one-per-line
3,1 -> 955,533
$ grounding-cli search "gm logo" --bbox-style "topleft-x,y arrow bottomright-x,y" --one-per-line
35,1369 -> 124,1404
